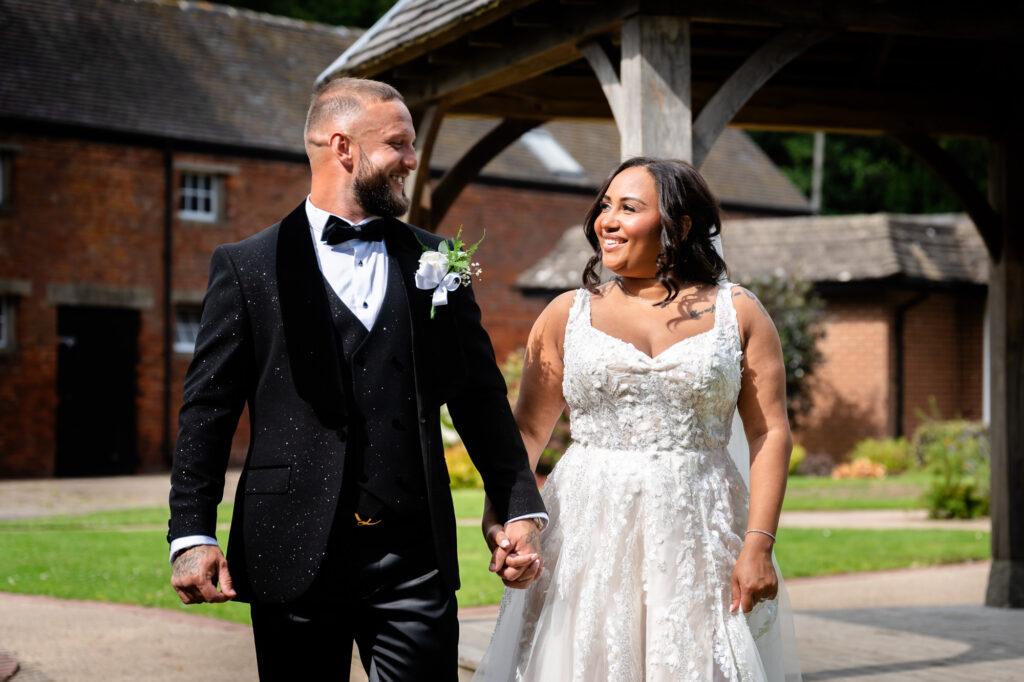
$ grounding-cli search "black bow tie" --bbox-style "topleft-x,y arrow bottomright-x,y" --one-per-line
321,216 -> 386,245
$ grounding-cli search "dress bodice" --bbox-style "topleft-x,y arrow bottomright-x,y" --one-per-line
562,283 -> 743,453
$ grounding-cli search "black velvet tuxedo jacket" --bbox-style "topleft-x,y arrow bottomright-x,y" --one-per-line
168,202 -> 545,604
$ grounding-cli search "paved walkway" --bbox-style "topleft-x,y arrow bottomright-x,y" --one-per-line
1,474 -> 1020,681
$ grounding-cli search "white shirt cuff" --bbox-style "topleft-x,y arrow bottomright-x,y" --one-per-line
169,535 -> 219,564
506,512 -> 550,530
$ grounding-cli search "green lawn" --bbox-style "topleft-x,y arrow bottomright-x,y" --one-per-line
781,472 -> 930,510
774,527 -> 989,577
0,492 -> 990,620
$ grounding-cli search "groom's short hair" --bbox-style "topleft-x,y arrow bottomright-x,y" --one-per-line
304,77 -> 404,153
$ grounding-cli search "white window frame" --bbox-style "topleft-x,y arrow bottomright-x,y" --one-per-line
178,172 -> 221,223
173,307 -> 202,354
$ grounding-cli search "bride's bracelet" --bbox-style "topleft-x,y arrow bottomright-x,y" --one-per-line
744,529 -> 777,543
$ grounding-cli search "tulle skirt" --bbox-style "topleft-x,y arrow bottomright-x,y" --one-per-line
473,443 -> 802,682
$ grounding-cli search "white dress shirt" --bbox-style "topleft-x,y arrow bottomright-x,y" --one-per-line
305,198 -> 389,330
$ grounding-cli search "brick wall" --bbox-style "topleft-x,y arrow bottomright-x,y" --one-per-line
794,297 -> 895,458
901,291 -> 985,433
793,289 -> 986,460
0,133 -> 310,477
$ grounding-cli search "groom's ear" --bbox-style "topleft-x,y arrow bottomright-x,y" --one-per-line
329,131 -> 356,171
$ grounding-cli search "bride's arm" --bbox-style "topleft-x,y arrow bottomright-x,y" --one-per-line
483,291 -> 573,585
732,286 -> 793,613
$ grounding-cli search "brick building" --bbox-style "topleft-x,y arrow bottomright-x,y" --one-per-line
0,0 -> 810,477
520,214 -> 988,458
0,0 -> 359,477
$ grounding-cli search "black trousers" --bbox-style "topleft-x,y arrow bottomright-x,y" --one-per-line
250,526 -> 459,681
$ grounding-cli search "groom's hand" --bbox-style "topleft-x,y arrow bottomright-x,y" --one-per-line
171,544 -> 236,604
488,519 -> 543,590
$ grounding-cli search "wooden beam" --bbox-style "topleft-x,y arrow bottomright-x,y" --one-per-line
632,0 -> 1021,41
397,2 -> 636,108
405,102 -> 446,228
429,118 -> 545,229
579,39 -> 624,124
619,14 -> 692,160
892,132 -> 1001,260
692,26 -> 833,167
985,134 -> 1024,608
453,76 -> 999,136
731,84 -> 999,136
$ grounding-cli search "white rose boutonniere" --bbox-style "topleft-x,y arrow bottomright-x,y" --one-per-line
414,227 -> 484,318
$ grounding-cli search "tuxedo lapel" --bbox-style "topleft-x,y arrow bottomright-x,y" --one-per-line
276,202 -> 347,428
383,218 -> 434,335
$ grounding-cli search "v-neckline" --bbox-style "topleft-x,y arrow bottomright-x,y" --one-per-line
584,287 -> 722,362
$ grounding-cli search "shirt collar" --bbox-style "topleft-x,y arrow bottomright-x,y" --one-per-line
305,197 -> 380,241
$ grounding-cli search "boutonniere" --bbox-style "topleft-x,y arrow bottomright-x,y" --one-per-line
414,227 -> 484,318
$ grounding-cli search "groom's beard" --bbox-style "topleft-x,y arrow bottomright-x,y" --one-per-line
353,155 -> 409,218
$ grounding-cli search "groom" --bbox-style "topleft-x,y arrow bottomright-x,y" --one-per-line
168,77 -> 545,680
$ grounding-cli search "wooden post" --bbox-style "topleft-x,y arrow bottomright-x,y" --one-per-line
619,14 -> 692,161
405,102 -> 446,229
986,134 -> 1024,608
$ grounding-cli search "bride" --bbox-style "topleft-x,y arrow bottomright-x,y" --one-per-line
475,157 -> 801,681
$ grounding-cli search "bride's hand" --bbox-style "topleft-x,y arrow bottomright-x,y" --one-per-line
487,520 -> 544,589
729,533 -> 778,613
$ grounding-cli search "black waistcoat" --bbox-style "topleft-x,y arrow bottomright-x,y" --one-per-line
324,254 -> 428,523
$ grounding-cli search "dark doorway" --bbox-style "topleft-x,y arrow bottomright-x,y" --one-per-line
56,306 -> 140,477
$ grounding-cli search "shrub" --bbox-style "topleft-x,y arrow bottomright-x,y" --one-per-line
746,273 -> 826,428
916,420 -> 990,519
848,437 -> 913,474
788,444 -> 806,475
832,457 -> 887,479
444,444 -> 484,489
796,451 -> 835,477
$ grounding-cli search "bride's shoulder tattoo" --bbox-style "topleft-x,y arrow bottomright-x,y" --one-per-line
689,303 -> 716,319
733,287 -> 772,321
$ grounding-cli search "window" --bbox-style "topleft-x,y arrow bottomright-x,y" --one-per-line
178,172 -> 221,222
174,307 -> 202,353
0,297 -> 13,352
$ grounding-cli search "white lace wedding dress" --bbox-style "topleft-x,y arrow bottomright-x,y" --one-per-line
474,284 -> 801,682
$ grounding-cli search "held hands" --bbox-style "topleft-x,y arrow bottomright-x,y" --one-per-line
484,519 -> 544,589
171,544 -> 236,604
729,532 -> 778,614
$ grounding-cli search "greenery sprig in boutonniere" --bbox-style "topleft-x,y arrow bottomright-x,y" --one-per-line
414,227 -> 484,318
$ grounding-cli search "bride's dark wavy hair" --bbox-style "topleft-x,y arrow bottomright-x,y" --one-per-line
583,157 -> 727,306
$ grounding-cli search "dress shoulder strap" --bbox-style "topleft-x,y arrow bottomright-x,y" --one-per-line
563,288 -> 591,349
716,281 -> 742,351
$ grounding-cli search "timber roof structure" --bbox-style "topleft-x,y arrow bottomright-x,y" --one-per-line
322,0 -> 1019,137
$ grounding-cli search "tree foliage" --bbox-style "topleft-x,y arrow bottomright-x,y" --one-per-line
747,131 -> 988,215
746,273 -> 826,427
217,0 -> 393,27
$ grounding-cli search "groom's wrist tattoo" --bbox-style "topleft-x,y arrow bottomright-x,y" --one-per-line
525,527 -> 540,548
172,548 -> 203,577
